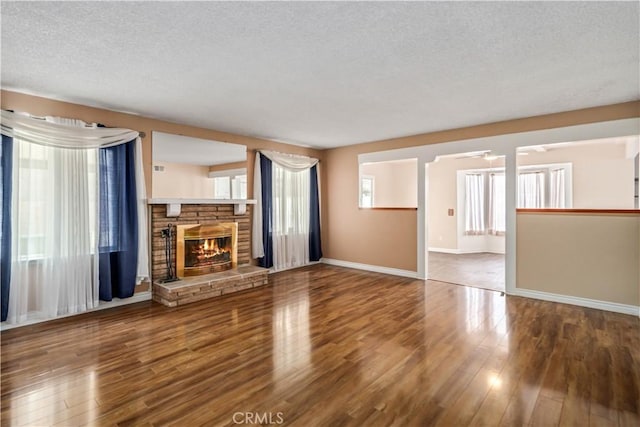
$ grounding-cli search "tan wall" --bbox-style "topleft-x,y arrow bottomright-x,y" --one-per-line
361,159 -> 417,207
324,101 -> 639,271
1,90 -> 325,260
152,161 -> 212,199
516,212 -> 640,306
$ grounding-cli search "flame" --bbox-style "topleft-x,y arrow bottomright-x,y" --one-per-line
187,237 -> 231,267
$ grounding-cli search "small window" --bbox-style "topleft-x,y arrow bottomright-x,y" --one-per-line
518,171 -> 545,208
489,173 -> 506,234
212,171 -> 247,200
360,176 -> 374,208
464,173 -> 485,235
549,169 -> 566,208
231,175 -> 247,199
213,176 -> 231,199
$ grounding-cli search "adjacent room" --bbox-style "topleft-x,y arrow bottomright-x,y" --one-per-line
423,136 -> 639,293
1,2 -> 639,426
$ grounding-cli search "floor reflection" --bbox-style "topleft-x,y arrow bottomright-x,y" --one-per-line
272,282 -> 311,387
6,369 -> 98,426
459,286 -> 507,334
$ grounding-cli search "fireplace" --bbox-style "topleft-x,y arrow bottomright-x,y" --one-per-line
176,223 -> 238,277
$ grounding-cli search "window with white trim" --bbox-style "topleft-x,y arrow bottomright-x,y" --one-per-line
518,171 -> 545,208
489,173 -> 506,235
464,173 -> 485,235
360,175 -> 374,208
210,168 -> 247,200
17,141 -> 98,260
462,163 -> 571,235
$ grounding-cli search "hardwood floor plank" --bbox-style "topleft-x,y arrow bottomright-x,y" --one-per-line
530,395 -> 563,427
1,264 -> 638,426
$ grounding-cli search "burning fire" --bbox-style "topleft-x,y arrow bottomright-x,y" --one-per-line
186,237 -> 232,268
199,238 -> 226,259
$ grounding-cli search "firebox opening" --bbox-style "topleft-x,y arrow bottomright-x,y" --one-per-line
176,222 -> 239,278
184,236 -> 232,269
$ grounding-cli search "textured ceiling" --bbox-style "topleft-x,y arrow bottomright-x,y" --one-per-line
1,1 -> 638,149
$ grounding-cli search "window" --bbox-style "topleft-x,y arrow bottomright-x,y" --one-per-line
213,176 -> 231,199
549,168 -> 566,208
231,174 -> 247,199
462,164 -> 570,236
518,171 -> 545,208
272,165 -> 310,237
17,141 -> 97,259
464,173 -> 485,235
211,169 -> 247,199
489,173 -> 506,234
360,176 -> 374,208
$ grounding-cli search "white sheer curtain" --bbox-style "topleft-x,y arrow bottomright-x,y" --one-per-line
252,153 -> 264,259
550,168 -> 566,208
464,173 -> 485,235
518,171 -> 545,208
272,164 -> 310,271
2,110 -> 148,324
488,173 -> 506,235
9,139 -> 99,323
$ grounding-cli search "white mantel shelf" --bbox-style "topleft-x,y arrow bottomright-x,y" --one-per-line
148,198 -> 257,216
148,198 -> 256,205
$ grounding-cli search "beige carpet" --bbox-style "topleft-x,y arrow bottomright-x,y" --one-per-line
428,252 -> 505,292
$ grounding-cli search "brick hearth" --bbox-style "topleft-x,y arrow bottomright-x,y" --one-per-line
153,265 -> 268,307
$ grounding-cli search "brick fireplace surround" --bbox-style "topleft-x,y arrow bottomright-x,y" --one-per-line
150,203 -> 268,306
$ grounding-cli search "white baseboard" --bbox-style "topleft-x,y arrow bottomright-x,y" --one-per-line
268,261 -> 321,274
319,259 -> 637,316
511,288 -> 640,317
428,247 -> 462,254
0,291 -> 153,331
428,247 -> 505,255
321,258 -> 418,279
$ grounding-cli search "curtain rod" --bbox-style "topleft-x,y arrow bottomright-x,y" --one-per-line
253,148 -> 320,155
3,110 -> 146,138
253,149 -> 321,162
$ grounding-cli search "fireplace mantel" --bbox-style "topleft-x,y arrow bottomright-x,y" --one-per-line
148,198 -> 257,216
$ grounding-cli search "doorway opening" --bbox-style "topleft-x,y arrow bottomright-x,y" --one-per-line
427,151 -> 506,292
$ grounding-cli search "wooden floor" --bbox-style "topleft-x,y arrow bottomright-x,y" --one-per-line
1,265 -> 638,426
428,252 -> 505,292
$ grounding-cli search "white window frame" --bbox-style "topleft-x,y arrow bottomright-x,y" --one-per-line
458,162 -> 572,237
518,163 -> 573,208
359,175 -> 375,208
15,140 -> 98,261
209,168 -> 247,200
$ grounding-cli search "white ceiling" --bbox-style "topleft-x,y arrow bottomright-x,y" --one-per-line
1,2 -> 638,149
